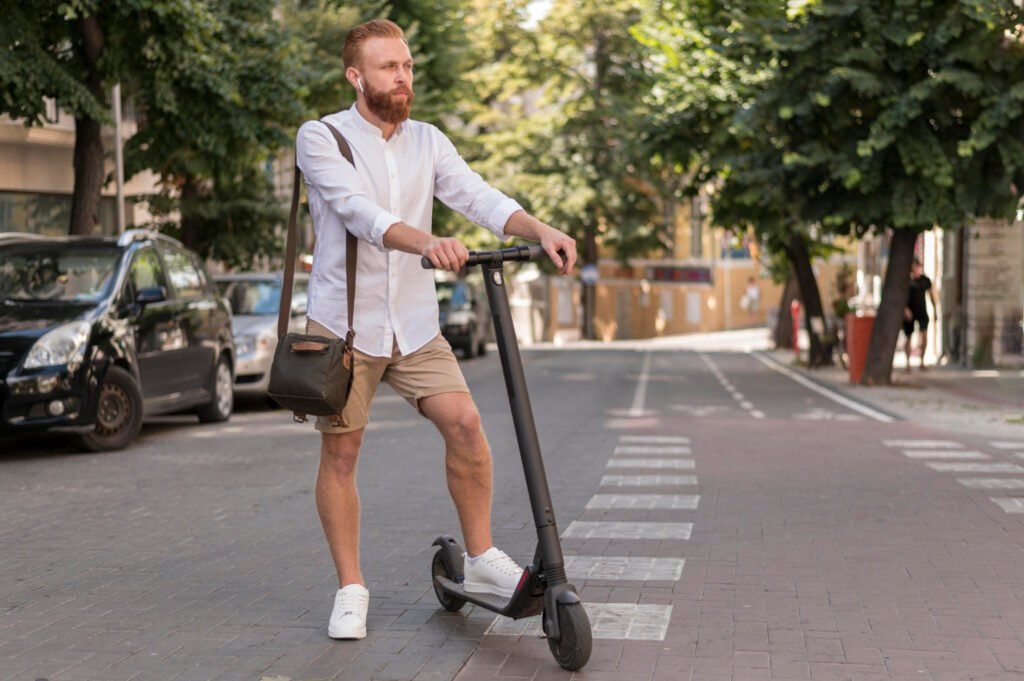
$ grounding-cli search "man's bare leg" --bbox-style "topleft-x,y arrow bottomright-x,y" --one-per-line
419,392 -> 493,556
919,330 -> 928,369
317,429 -> 367,587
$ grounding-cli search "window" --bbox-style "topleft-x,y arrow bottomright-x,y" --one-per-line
127,248 -> 168,300
160,247 -> 205,299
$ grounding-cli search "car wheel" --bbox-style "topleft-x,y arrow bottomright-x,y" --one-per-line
197,354 -> 233,423
78,366 -> 144,452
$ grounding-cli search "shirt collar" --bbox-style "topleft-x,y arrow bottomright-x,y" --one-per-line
349,103 -> 406,140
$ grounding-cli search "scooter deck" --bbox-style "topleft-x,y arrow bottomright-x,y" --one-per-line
434,575 -> 544,619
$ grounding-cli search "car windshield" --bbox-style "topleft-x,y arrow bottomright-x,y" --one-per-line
0,245 -> 120,303
218,279 -> 283,316
436,282 -> 467,307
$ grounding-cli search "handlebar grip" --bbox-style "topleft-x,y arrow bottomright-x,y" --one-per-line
420,244 -> 546,269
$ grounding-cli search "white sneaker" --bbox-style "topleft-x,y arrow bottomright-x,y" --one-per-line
463,547 -> 524,599
328,584 -> 369,640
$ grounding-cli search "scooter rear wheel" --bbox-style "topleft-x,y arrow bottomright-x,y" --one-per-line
547,602 -> 592,671
431,551 -> 466,612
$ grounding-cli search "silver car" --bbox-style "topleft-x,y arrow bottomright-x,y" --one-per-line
215,272 -> 308,397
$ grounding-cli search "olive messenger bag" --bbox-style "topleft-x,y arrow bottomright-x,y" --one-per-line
267,120 -> 357,427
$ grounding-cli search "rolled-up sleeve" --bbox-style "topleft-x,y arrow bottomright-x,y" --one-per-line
431,127 -> 523,239
296,121 -> 401,250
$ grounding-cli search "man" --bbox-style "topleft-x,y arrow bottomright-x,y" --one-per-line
903,257 -> 937,370
295,19 -> 577,640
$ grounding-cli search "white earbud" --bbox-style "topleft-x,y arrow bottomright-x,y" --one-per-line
357,79 -> 364,94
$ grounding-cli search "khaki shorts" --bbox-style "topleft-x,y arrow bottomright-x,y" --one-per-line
306,319 -> 470,434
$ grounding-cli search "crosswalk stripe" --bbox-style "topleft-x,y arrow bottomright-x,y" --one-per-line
600,474 -> 698,487
990,441 -> 1024,449
586,494 -> 700,510
607,459 -> 695,470
614,445 -> 691,456
563,521 -> 692,540
485,603 -> 674,640
564,556 -> 685,582
926,462 -> 1024,474
957,478 -> 1024,490
903,450 -> 989,460
884,439 -> 963,448
618,435 -> 690,444
990,498 -> 1024,514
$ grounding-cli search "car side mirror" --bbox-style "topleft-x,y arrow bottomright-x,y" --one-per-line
136,286 -> 167,305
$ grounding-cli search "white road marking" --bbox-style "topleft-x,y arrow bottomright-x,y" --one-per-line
926,462 -> 1024,474
565,556 -> 685,582
614,445 -> 691,456
903,450 -> 989,460
700,353 -> 762,420
619,435 -> 690,444
959,478 -> 1024,490
792,408 -> 863,421
629,352 -> 652,418
750,410 -> 766,419
751,352 -> 894,422
600,475 -> 698,487
884,439 -> 963,448
563,521 -> 692,540
486,603 -> 673,641
990,441 -> 1024,449
586,494 -> 700,510
607,459 -> 695,470
990,498 -> 1024,514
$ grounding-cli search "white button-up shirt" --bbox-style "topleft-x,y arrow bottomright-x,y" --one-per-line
296,105 -> 523,357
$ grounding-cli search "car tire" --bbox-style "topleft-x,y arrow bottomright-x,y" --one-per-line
78,366 -> 144,452
197,354 -> 233,423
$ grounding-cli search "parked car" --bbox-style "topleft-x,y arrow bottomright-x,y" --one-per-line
214,272 -> 307,398
0,230 -> 235,451
437,274 -> 492,358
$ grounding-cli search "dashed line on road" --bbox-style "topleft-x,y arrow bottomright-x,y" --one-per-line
700,353 -> 764,419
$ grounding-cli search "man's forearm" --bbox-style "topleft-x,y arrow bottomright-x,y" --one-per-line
381,221 -> 430,254
503,210 -> 557,242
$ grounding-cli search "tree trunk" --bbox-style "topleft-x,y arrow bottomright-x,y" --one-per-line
784,234 -> 832,367
860,228 -> 917,385
773,275 -> 798,350
69,16 -> 106,235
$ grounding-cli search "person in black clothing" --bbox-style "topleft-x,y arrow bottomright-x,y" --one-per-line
903,257 -> 937,370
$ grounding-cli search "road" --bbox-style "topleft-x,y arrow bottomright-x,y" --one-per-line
2,346 -> 1023,681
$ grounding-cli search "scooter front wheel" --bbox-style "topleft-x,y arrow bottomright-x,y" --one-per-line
547,602 -> 592,671
431,551 -> 466,612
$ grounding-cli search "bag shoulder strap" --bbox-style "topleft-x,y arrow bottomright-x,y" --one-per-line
279,120 -> 358,350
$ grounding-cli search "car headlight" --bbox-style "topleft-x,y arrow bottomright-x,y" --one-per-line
23,321 -> 91,369
235,334 -> 256,356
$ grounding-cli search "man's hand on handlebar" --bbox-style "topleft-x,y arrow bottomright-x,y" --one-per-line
541,227 -> 577,276
422,237 -> 469,272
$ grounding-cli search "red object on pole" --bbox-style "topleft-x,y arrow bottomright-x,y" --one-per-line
845,312 -> 876,384
790,300 -> 801,355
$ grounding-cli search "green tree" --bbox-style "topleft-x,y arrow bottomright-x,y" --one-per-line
0,0 -> 218,235
126,0 -> 308,266
463,0 -> 667,338
745,0 -> 1024,383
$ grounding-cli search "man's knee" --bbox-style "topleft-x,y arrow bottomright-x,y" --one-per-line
444,406 -> 484,445
321,430 -> 364,477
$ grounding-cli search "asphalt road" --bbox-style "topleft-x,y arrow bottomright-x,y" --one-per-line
2,346 -> 1023,681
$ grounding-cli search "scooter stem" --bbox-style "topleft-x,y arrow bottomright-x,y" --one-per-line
479,260 -> 567,585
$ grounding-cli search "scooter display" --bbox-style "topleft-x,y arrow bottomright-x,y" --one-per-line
421,244 -> 592,671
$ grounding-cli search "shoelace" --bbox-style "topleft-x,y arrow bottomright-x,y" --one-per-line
336,589 -> 368,617
482,550 -> 522,577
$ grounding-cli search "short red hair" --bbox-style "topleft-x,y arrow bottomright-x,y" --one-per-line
343,19 -> 406,69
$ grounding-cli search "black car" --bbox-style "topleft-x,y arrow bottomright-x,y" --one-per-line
0,230 -> 235,451
437,276 -> 492,358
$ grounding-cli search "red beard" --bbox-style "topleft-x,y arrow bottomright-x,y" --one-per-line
365,83 -> 414,124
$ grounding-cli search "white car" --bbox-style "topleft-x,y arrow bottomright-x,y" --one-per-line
215,272 -> 308,398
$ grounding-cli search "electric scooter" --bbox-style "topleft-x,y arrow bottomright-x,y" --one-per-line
421,244 -> 592,671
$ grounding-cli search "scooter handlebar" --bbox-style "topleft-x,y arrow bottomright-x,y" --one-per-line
420,244 -> 545,270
